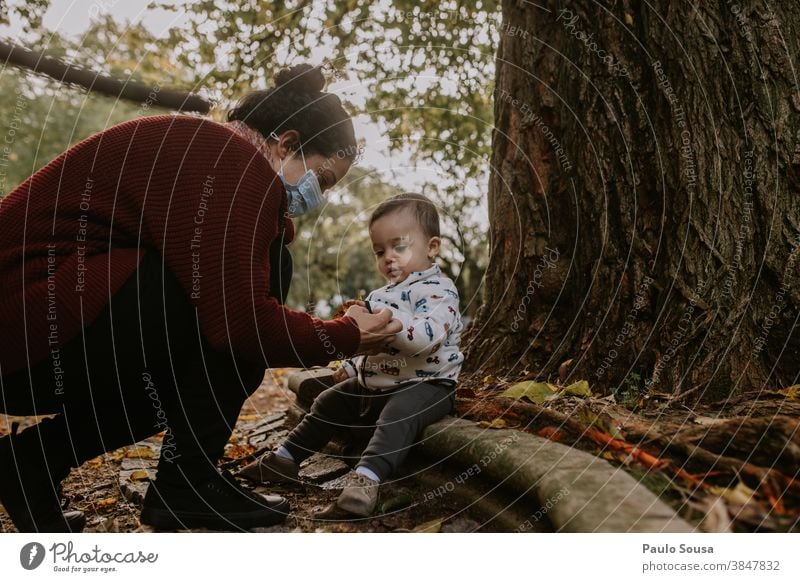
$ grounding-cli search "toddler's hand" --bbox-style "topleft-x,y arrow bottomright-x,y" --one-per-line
332,368 -> 348,383
333,299 -> 367,319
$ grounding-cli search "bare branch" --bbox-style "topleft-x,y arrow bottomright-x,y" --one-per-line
0,39 -> 211,113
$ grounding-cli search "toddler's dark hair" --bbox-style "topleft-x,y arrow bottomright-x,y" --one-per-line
369,193 -> 440,239
227,63 -> 358,160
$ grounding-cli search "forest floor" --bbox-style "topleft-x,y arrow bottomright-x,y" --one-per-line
454,372 -> 800,532
2,369 -> 798,532
1,370 -> 530,533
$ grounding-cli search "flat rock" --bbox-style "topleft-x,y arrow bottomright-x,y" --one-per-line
239,411 -> 286,435
119,473 -> 151,507
252,428 -> 290,451
121,458 -> 158,471
241,412 -> 289,446
119,446 -> 158,506
298,453 -> 350,484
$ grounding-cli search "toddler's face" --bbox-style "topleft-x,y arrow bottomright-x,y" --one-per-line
370,208 -> 441,284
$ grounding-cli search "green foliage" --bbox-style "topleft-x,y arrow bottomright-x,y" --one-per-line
3,0 -> 496,315
0,67 -> 143,197
500,381 -> 557,404
158,0 -> 496,313
0,0 -> 49,32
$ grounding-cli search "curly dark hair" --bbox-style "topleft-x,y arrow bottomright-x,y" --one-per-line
369,193 -> 441,239
227,63 -> 358,160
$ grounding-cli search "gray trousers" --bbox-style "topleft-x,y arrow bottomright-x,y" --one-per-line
283,377 -> 455,480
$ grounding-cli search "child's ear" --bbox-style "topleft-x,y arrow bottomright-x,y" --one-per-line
427,236 -> 442,259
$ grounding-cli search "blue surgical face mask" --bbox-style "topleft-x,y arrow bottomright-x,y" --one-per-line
270,132 -> 324,217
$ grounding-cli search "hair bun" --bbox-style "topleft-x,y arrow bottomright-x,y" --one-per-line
273,64 -> 326,94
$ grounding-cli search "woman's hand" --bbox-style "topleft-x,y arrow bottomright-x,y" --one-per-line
345,305 -> 402,354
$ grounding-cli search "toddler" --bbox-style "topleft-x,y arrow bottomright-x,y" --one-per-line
240,193 -> 464,516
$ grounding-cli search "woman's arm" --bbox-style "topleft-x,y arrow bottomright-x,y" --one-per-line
145,121 -> 360,367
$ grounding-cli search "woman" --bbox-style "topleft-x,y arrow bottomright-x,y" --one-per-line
0,64 -> 400,532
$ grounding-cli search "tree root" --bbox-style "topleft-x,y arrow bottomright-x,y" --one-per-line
455,391 -> 799,530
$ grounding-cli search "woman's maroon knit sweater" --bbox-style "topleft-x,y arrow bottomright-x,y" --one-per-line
0,114 -> 360,375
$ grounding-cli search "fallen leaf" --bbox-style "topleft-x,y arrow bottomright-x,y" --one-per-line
777,384 -> 799,400
456,387 -> 475,399
124,447 -> 156,459
238,414 -> 261,422
94,497 -> 118,509
482,375 -> 496,384
708,481 -> 757,506
413,518 -> 442,533
225,443 -> 256,459
477,418 -> 508,429
578,408 -> 624,439
562,380 -> 592,397
500,381 -> 556,404
106,450 -> 125,462
129,470 -> 151,481
86,456 -> 104,468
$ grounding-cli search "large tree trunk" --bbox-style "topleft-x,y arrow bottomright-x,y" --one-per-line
464,0 -> 800,402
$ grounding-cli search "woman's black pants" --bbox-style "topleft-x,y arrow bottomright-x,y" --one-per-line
0,240 -> 292,484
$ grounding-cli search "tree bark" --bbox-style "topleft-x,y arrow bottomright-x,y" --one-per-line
0,40 -> 210,113
464,0 -> 800,401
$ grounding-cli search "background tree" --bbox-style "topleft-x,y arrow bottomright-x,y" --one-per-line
463,0 -> 799,402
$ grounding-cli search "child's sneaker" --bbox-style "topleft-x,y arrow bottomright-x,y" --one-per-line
238,451 -> 299,484
335,470 -> 379,517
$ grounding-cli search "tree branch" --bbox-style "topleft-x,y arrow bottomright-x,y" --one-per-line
0,39 -> 211,113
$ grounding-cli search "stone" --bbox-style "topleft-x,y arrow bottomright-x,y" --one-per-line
119,472 -> 150,507
121,458 -> 158,471
119,449 -> 157,507
253,429 -> 290,451
298,453 -> 350,484
243,412 -> 288,445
